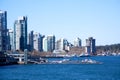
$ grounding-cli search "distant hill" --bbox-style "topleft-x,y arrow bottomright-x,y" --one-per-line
96,44 -> 120,53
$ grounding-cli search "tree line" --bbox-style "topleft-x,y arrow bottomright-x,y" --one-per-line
96,44 -> 120,53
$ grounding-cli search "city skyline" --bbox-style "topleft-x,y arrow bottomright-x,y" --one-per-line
1,0 -> 120,46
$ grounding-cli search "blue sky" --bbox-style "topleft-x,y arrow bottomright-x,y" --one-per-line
1,0 -> 120,46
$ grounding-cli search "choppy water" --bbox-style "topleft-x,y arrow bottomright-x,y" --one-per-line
0,56 -> 120,80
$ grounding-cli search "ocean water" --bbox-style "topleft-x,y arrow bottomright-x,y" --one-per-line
0,56 -> 120,80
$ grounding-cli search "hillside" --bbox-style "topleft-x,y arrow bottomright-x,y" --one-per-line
96,44 -> 120,53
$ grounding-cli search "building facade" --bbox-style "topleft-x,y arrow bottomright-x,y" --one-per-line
43,37 -> 48,52
55,38 -> 64,50
85,37 -> 96,55
28,31 -> 34,51
47,35 -> 55,52
55,38 -> 70,51
0,10 -> 7,51
74,37 -> 81,47
14,16 -> 27,51
7,29 -> 14,50
33,33 -> 43,51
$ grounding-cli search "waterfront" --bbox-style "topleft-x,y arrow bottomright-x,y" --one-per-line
0,56 -> 120,80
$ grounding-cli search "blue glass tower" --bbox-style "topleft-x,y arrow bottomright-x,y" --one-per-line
28,31 -> 34,51
86,37 -> 96,55
47,35 -> 55,52
0,10 -> 7,52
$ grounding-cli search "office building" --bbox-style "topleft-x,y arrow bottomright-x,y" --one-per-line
47,35 -> 55,52
28,31 -> 34,51
74,37 -> 81,47
7,29 -> 14,50
56,38 -> 70,51
0,10 -> 7,51
33,33 -> 43,51
14,16 -> 27,51
55,38 -> 64,50
63,39 -> 70,51
43,37 -> 48,52
85,37 -> 96,55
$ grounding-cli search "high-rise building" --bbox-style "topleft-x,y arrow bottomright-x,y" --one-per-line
14,16 -> 27,51
56,38 -> 69,51
43,37 -> 48,52
64,39 -> 70,51
85,37 -> 96,55
7,29 -> 14,50
74,37 -> 81,47
33,33 -> 43,51
28,31 -> 34,51
47,35 -> 55,52
55,38 -> 63,50
0,10 -> 7,51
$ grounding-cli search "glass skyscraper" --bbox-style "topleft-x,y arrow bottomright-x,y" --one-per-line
43,37 -> 48,52
56,38 -> 69,51
28,31 -> 34,51
74,37 -> 81,47
86,37 -> 96,55
14,16 -> 27,51
7,29 -> 14,50
47,35 -> 55,52
33,33 -> 43,52
0,10 -> 7,52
